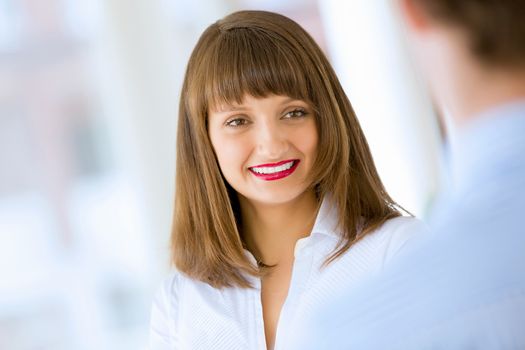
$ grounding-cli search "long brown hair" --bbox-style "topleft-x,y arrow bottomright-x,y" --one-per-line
172,10 -> 402,288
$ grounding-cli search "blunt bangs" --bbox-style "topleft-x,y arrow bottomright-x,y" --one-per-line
202,26 -> 313,111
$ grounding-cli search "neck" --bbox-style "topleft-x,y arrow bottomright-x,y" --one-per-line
438,58 -> 525,128
239,190 -> 319,266
448,70 -> 525,127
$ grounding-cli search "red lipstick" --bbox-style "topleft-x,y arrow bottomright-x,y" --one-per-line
249,159 -> 300,181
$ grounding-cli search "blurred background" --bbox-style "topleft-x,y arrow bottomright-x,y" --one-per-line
0,0 -> 444,349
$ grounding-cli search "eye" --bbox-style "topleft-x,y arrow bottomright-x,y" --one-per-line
283,108 -> 308,119
225,117 -> 249,127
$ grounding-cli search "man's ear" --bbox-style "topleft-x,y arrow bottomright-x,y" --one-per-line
398,0 -> 431,32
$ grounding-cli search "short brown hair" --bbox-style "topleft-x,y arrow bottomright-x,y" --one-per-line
172,10 -> 402,288
413,0 -> 525,67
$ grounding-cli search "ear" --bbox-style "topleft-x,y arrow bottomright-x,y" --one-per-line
398,0 -> 431,32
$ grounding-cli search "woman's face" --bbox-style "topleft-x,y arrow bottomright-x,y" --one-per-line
208,94 -> 318,206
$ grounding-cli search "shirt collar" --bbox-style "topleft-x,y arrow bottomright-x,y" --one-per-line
310,194 -> 342,239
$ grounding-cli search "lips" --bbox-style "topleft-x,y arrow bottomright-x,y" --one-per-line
249,159 -> 300,181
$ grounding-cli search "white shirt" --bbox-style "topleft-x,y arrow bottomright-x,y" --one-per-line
150,198 -> 427,350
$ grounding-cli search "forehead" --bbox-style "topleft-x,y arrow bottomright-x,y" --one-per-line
209,94 -> 307,114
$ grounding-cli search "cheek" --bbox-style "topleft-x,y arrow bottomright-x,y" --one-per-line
210,134 -> 250,177
293,123 -> 318,159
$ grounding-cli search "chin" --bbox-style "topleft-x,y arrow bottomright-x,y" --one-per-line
247,187 -> 310,207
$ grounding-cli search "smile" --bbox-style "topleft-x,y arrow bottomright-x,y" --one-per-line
249,160 -> 300,181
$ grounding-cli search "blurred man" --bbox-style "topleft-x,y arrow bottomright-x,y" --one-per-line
288,1 -> 525,348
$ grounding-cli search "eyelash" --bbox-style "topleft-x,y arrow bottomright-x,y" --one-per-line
224,108 -> 308,128
284,108 -> 308,119
225,118 -> 248,127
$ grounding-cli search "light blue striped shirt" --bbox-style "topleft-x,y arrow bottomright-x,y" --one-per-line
290,101 -> 525,349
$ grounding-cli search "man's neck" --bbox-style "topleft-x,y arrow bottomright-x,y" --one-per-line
446,65 -> 525,128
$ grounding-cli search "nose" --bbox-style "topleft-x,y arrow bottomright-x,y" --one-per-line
255,120 -> 289,160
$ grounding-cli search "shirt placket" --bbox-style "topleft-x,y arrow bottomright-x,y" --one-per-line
252,277 -> 268,350
273,237 -> 315,350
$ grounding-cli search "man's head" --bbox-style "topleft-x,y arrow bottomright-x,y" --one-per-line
398,0 -> 525,123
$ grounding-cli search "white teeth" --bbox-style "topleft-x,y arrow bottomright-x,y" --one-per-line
251,161 -> 295,174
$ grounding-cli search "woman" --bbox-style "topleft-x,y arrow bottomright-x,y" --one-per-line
150,10 -> 426,350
